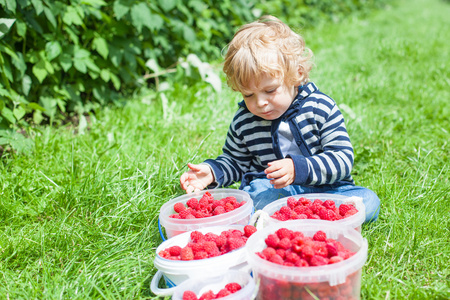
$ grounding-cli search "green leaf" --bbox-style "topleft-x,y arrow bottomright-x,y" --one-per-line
130,3 -> 163,32
4,0 -> 16,13
13,106 -> 26,121
100,69 -> 110,82
1,107 -> 16,124
113,0 -> 132,20
15,20 -> 27,37
183,26 -> 196,43
92,37 -> 109,59
0,18 -> 16,39
22,75 -> 32,96
0,130 -> 34,155
59,53 -> 72,72
81,0 -> 107,7
73,59 -> 87,73
31,0 -> 44,15
45,41 -> 62,61
158,0 -> 177,12
63,6 -> 83,26
32,60 -> 48,83
43,7 -> 57,29
110,73 -> 121,90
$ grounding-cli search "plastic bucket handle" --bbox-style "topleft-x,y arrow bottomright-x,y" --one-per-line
158,217 -> 167,241
150,270 -> 177,296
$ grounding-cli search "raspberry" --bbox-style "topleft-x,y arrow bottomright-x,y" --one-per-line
285,251 -> 300,264
262,247 -> 277,259
339,204 -> 356,216
224,202 -> 234,212
213,206 -> 226,215
193,251 -> 208,260
276,248 -> 286,259
244,225 -> 257,237
158,249 -> 171,259
174,202 -> 186,213
313,242 -> 328,257
186,198 -> 199,209
169,214 -> 181,219
212,199 -> 225,209
300,245 -> 315,260
203,241 -> 219,256
269,254 -> 284,265
226,237 -> 245,251
313,230 -> 327,242
216,288 -> 231,298
215,235 -> 227,249
299,197 -> 312,206
318,208 -> 337,221
168,246 -> 182,256
190,231 -> 204,243
329,256 -> 344,264
310,255 -> 329,266
312,199 -> 323,206
275,228 -> 293,240
225,282 -> 241,293
180,247 -> 194,261
265,234 -> 280,248
322,200 -> 336,210
278,237 -> 292,250
295,258 -> 309,267
279,206 -> 292,216
182,290 -> 198,300
326,242 -> 339,257
287,196 -> 298,209
204,232 -> 219,242
344,209 -> 358,218
199,290 -> 215,300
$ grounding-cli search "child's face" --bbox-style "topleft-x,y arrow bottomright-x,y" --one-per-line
242,74 -> 298,120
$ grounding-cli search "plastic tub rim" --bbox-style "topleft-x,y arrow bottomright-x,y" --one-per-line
261,193 -> 365,228
245,220 -> 368,286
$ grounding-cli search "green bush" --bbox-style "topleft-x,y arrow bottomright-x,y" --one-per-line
0,0 -> 254,130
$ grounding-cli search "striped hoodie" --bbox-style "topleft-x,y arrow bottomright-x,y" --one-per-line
204,82 -> 355,188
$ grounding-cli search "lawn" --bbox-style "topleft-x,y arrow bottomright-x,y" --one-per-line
0,0 -> 449,298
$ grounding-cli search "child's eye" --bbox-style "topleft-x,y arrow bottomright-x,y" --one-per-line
266,87 -> 277,94
243,93 -> 253,98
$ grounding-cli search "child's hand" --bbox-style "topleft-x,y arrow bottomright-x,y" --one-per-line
265,158 -> 295,189
180,163 -> 214,193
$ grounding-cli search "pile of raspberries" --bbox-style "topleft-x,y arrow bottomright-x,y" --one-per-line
158,225 -> 257,260
169,192 -> 247,219
256,228 -> 355,267
254,228 -> 359,299
271,197 -> 358,221
182,282 -> 242,300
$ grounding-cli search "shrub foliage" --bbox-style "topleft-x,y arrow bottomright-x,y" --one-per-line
0,0 -> 391,136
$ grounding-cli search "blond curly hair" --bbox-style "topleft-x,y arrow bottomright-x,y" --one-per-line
223,15 -> 313,93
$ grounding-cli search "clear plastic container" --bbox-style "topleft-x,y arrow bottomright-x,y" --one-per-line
171,270 -> 255,300
245,220 -> 368,300
262,193 -> 365,232
159,189 -> 253,239
151,225 -> 251,297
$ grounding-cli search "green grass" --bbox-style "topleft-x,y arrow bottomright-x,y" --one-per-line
1,0 -> 449,298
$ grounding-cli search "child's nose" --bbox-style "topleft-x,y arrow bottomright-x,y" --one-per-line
256,94 -> 268,107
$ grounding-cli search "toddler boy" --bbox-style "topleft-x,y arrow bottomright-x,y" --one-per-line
180,15 -> 380,222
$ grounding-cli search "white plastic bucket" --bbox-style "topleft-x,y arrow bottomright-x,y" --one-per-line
151,225 -> 251,297
159,189 -> 253,239
246,220 -> 368,300
171,270 -> 255,300
262,193 -> 365,232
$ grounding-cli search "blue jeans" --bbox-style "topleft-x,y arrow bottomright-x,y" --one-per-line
242,178 -> 380,223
